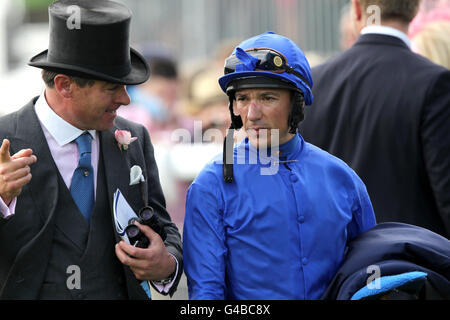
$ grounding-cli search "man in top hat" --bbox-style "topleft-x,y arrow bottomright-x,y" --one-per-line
183,31 -> 376,300
0,0 -> 182,299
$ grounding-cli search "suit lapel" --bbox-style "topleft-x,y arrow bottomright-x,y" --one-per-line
99,128 -> 133,221
100,127 -> 149,238
100,127 -> 150,299
12,100 -> 59,225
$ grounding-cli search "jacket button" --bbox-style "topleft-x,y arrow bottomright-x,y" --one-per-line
298,215 -> 305,223
290,174 -> 298,182
302,257 -> 308,265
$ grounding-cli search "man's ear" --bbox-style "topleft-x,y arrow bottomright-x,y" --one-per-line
353,0 -> 363,21
352,0 -> 364,20
53,74 -> 74,99
351,0 -> 364,33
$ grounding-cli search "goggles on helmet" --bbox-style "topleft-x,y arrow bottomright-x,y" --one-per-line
224,47 -> 311,89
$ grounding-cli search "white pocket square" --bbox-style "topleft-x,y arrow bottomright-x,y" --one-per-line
129,165 -> 145,186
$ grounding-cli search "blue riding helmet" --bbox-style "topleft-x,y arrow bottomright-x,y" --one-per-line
218,31 -> 314,105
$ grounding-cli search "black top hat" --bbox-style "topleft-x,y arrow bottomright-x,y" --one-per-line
28,0 -> 149,85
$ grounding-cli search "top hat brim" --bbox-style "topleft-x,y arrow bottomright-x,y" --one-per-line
28,47 -> 150,85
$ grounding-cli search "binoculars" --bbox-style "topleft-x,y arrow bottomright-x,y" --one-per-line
124,206 -> 167,248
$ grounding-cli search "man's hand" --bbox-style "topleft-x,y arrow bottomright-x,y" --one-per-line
0,139 -> 37,206
115,221 -> 176,281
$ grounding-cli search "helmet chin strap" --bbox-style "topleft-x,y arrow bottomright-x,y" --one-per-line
223,125 -> 235,183
223,94 -> 241,183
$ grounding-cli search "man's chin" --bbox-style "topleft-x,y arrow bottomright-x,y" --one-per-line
248,136 -> 271,150
92,120 -> 115,132
247,129 -> 280,150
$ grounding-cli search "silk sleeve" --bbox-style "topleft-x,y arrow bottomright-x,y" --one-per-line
347,173 -> 377,241
183,180 -> 227,300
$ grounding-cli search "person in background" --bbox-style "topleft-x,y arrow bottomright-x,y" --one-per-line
118,51 -> 188,227
184,68 -> 231,140
118,51 -> 184,144
183,31 -> 376,300
299,0 -> 450,238
182,38 -> 245,142
409,0 -> 450,68
411,21 -> 450,68
156,40 -> 245,228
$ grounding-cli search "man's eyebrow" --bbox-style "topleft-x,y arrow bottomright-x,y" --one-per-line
103,82 -> 120,89
260,91 -> 281,96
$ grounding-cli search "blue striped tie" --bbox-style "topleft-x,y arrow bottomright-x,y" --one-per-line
70,132 -> 95,221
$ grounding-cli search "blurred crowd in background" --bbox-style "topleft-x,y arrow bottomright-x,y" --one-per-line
0,0 -> 449,236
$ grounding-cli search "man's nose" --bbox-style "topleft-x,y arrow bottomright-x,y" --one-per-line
117,86 -> 131,106
247,100 -> 262,121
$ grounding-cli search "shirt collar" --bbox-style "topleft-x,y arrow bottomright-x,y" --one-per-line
278,134 -> 301,160
361,25 -> 411,48
35,90 -> 96,146
242,133 -> 302,160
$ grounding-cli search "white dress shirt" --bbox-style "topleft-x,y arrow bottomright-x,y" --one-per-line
35,91 -> 99,191
361,25 -> 411,48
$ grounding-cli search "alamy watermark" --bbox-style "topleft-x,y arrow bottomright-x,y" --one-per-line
366,265 -> 381,289
172,121 -> 282,175
66,264 -> 81,290
66,5 -> 81,30
366,5 -> 381,26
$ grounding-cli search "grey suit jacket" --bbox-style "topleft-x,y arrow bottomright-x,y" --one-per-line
0,97 -> 183,299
